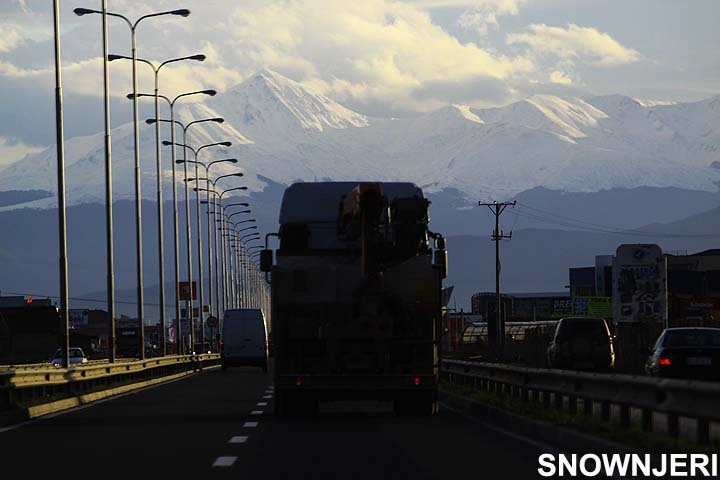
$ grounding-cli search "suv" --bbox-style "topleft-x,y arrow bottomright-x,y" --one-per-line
546,317 -> 615,371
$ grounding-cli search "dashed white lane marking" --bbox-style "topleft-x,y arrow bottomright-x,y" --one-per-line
251,410 -> 264,415
243,421 -> 259,427
263,395 -> 273,399
229,436 -> 248,444
213,456 -> 238,467
257,402 -> 268,406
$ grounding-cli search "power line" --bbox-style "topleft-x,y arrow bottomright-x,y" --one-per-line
0,290 -> 176,309
510,204 -> 720,239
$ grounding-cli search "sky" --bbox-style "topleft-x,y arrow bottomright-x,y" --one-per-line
0,0 -> 718,166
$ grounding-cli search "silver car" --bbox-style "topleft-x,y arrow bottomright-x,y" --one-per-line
50,347 -> 88,368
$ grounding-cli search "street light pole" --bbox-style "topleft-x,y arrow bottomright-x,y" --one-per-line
101,0 -> 115,362
76,7 -> 191,360
170,140 -> 231,351
53,0 -> 70,369
111,54 -> 205,356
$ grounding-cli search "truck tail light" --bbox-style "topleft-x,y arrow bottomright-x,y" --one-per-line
659,357 -> 671,366
413,376 -> 421,386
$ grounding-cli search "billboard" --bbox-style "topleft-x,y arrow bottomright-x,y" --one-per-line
550,298 -> 572,319
69,309 -> 89,327
613,244 -> 667,324
572,297 -> 612,318
178,281 -> 197,301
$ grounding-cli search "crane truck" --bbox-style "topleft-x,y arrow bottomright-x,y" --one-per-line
260,182 -> 447,416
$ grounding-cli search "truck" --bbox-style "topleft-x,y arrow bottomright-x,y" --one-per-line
261,182 -> 447,416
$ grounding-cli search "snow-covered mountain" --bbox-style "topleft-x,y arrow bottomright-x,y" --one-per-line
1,69 -> 718,208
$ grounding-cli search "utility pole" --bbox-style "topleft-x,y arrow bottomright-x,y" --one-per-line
478,200 -> 516,359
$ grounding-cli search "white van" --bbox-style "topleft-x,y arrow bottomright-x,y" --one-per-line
221,308 -> 269,372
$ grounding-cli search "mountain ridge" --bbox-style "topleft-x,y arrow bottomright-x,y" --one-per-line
1,69 -> 718,208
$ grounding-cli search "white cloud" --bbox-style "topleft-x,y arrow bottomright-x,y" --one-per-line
212,0 -> 534,113
507,23 -> 640,66
549,70 -> 572,85
0,23 -> 24,52
0,0 -> 646,123
0,136 -> 43,167
457,0 -> 525,36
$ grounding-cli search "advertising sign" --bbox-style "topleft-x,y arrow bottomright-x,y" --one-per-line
550,298 -> 572,319
572,297 -> 612,318
178,281 -> 197,301
613,244 -> 667,324
68,309 -> 89,327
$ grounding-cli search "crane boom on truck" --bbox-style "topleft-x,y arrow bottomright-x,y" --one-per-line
261,181 -> 447,416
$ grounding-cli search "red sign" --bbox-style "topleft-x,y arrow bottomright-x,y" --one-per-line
178,281 -> 197,301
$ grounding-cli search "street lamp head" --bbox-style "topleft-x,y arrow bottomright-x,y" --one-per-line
73,8 -> 95,16
171,9 -> 191,17
162,141 -> 173,146
219,141 -> 232,147
107,54 -> 124,62
175,159 -> 184,163
232,173 -> 244,177
201,89 -> 217,96
228,158 -> 238,163
189,54 -> 206,62
211,117 -> 225,123
146,119 -> 157,125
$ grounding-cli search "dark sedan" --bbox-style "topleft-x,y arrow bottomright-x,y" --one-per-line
645,327 -> 720,380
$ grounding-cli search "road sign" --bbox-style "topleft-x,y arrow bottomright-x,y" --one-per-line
178,281 -> 197,301
206,316 -> 219,328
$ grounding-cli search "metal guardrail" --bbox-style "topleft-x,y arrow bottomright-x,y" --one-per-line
0,358 -> 135,372
0,354 -> 220,413
442,359 -> 720,445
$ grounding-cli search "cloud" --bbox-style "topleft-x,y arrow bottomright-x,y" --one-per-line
214,0 -> 534,114
549,70 -> 572,85
0,0 -> 647,144
457,0 -> 525,36
507,23 -> 640,66
0,24 -> 24,52
0,136 -> 43,167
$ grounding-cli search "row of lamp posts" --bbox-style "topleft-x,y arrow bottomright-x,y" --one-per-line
60,3 -> 270,363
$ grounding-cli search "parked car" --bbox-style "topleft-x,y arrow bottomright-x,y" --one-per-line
645,327 -> 720,380
50,347 -> 88,368
546,317 -> 615,371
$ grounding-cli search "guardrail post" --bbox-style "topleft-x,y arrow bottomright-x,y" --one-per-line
667,414 -> 679,438
619,405 -> 630,428
568,395 -> 577,414
697,419 -> 710,445
600,401 -> 610,421
642,409 -> 652,432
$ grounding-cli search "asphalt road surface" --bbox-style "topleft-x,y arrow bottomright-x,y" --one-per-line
0,366 -> 544,478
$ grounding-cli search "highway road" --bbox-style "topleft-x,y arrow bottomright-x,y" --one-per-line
0,366 -> 544,478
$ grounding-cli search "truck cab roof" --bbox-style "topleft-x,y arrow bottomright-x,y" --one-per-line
279,182 -> 424,224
